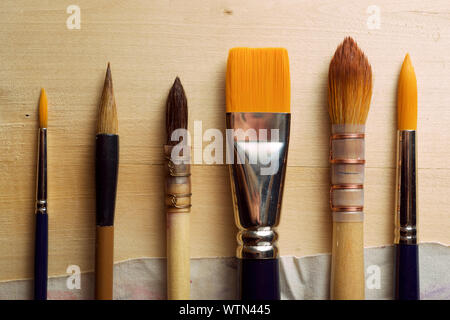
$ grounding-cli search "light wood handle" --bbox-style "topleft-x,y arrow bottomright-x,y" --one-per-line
167,212 -> 190,299
95,225 -> 114,300
330,221 -> 365,300
165,149 -> 191,300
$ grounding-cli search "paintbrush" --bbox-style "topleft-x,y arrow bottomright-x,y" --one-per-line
95,63 -> 119,300
327,37 -> 373,300
165,77 -> 191,299
394,54 -> 419,300
226,48 -> 291,300
34,88 -> 48,300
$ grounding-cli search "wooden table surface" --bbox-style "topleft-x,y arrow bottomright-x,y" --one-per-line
0,0 -> 449,281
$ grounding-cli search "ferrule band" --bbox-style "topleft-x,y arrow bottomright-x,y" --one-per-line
35,128 -> 47,215
395,130 -> 418,244
226,112 -> 290,259
329,125 -> 366,222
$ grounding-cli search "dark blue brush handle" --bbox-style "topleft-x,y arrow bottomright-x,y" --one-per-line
395,243 -> 419,300
238,259 -> 280,300
34,213 -> 48,300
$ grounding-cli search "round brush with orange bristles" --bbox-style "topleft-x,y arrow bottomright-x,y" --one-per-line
327,37 -> 373,300
394,54 -> 419,300
34,88 -> 48,300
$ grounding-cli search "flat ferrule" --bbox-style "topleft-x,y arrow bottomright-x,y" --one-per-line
395,130 -> 418,244
35,128 -> 47,215
226,112 -> 290,259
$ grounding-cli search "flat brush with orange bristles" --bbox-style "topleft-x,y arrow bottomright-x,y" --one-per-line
226,48 -> 290,300
34,88 -> 48,300
327,37 -> 373,300
394,54 -> 419,300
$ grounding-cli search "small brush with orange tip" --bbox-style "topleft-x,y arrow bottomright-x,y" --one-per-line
394,54 -> 419,300
327,37 -> 373,300
226,48 -> 291,300
95,63 -> 119,300
34,88 -> 48,300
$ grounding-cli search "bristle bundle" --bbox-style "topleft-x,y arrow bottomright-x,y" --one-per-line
397,54 -> 417,130
166,77 -> 188,145
328,37 -> 372,125
97,63 -> 118,135
226,48 -> 290,113
39,88 -> 48,129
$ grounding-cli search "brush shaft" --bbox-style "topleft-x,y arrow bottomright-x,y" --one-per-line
395,244 -> 419,300
34,213 -> 48,300
95,134 -> 119,226
238,259 -> 280,300
95,226 -> 114,299
331,221 -> 365,300
165,145 -> 191,299
167,213 -> 190,299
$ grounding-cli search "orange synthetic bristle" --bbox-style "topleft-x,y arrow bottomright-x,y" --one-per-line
397,54 -> 417,130
39,88 -> 48,129
226,47 -> 290,113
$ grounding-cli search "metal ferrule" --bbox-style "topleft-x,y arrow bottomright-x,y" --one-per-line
395,130 -> 417,244
226,112 -> 290,259
36,128 -> 47,215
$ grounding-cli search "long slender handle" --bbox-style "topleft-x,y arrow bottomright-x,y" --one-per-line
330,221 -> 364,300
95,225 -> 114,300
34,213 -> 48,300
167,213 -> 190,299
238,259 -> 280,300
395,243 -> 419,300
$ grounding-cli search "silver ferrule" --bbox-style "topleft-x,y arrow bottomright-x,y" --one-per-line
36,128 -> 48,215
226,112 -> 290,259
395,130 -> 417,244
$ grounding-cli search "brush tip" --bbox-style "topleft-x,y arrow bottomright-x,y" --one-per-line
397,54 -> 417,130
97,64 -> 118,135
39,88 -> 48,128
166,77 -> 188,144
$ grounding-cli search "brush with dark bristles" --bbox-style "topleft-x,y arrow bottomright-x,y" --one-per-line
327,37 -> 373,300
95,63 -> 119,300
165,77 -> 191,299
394,54 -> 419,300
34,88 -> 48,300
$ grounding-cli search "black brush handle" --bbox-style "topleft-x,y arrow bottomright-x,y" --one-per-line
238,259 -> 280,300
395,243 -> 420,300
34,213 -> 48,300
95,134 -> 119,226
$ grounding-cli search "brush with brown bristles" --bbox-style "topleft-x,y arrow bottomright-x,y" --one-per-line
327,37 -> 373,300
165,77 -> 191,299
226,47 -> 291,300
95,63 -> 119,300
34,88 -> 48,300
394,54 -> 419,300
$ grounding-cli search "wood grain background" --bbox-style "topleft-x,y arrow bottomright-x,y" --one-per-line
0,0 -> 449,281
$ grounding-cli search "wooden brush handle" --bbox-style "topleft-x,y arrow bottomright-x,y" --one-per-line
165,145 -> 191,300
330,221 -> 364,300
167,213 -> 190,299
95,225 -> 114,300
